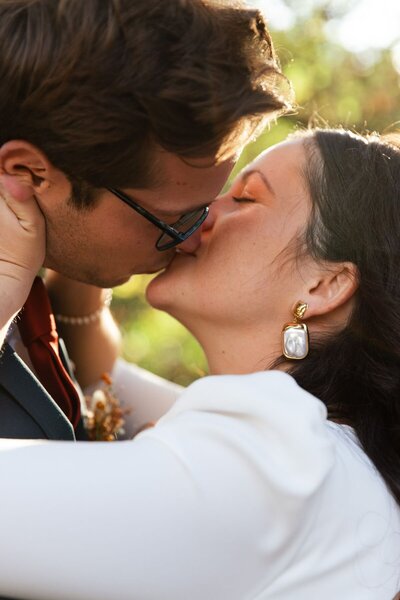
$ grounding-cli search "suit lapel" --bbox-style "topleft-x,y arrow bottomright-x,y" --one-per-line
0,343 -> 75,440
58,338 -> 89,441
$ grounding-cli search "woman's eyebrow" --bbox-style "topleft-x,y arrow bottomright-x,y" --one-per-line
241,169 -> 276,197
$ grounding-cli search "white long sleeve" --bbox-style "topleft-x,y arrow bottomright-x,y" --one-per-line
0,371 -> 398,600
85,358 -> 182,437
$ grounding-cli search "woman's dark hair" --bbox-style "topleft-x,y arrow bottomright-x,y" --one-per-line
286,128 -> 400,506
0,0 -> 292,204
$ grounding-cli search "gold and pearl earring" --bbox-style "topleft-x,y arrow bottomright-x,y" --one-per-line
282,301 -> 309,360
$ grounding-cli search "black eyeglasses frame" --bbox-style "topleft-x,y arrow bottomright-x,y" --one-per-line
107,187 -> 209,251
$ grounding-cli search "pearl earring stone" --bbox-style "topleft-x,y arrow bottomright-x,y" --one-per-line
282,323 -> 309,359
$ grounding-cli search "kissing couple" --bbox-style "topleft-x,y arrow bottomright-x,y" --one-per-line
0,1 -> 398,599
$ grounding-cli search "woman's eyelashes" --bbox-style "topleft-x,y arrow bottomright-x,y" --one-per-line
232,196 -> 255,203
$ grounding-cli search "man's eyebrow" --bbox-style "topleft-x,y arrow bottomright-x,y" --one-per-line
241,169 -> 276,196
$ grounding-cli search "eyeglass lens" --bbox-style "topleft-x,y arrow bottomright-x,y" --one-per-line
157,209 -> 207,249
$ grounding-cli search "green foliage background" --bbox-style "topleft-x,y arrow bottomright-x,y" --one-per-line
112,1 -> 400,386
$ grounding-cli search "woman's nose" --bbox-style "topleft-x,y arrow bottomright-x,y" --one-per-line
201,194 -> 234,233
201,205 -> 217,233
178,194 -> 235,252
176,226 -> 202,254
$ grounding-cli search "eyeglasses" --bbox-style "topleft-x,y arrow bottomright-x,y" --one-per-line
107,187 -> 209,251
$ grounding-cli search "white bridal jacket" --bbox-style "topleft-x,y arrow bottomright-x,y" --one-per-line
0,370 -> 398,600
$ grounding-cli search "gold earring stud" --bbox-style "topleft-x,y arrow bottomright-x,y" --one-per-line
282,301 -> 309,360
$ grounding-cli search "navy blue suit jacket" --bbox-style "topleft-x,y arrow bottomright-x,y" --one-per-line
0,341 -> 87,441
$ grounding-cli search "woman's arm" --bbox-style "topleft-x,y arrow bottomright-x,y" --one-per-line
99,358 -> 182,437
45,270 -> 121,388
0,373 -> 338,600
44,275 -> 182,427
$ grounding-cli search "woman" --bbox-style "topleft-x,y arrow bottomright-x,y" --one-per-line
0,128 -> 398,599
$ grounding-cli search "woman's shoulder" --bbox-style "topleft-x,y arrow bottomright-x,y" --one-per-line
165,370 -> 328,425
155,370 -> 394,503
155,370 -> 335,498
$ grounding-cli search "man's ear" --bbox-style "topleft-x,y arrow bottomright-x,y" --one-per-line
304,262 -> 359,318
0,140 -> 52,198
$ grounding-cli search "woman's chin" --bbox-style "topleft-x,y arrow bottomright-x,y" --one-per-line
145,271 -> 170,309
146,273 -> 199,337
145,269 -> 184,315
145,254 -> 194,310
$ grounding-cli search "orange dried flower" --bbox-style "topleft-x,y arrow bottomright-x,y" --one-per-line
101,372 -> 113,386
84,373 -> 130,442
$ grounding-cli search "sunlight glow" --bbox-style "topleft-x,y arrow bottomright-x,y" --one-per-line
250,0 -> 400,52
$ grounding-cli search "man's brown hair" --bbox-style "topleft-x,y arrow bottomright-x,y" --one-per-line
0,0 -> 291,200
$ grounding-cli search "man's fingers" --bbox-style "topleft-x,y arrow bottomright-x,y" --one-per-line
0,174 -> 33,202
0,175 -> 44,232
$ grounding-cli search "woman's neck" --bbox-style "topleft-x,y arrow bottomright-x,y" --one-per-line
195,322 -> 283,375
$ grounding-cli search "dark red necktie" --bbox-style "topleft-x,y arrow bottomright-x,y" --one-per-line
17,276 -> 81,429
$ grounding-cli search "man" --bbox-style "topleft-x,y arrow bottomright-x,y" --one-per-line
0,0 -> 291,441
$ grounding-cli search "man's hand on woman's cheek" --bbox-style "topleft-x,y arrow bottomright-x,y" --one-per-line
0,174 -> 45,338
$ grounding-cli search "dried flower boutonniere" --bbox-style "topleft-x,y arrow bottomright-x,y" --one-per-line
85,373 -> 130,441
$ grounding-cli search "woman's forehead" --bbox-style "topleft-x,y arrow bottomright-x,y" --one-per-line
240,138 -> 307,199
249,137 -> 306,173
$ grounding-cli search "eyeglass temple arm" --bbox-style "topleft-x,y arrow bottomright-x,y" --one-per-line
107,187 -> 185,240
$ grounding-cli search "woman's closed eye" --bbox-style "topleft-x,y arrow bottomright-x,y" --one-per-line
232,196 -> 255,203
